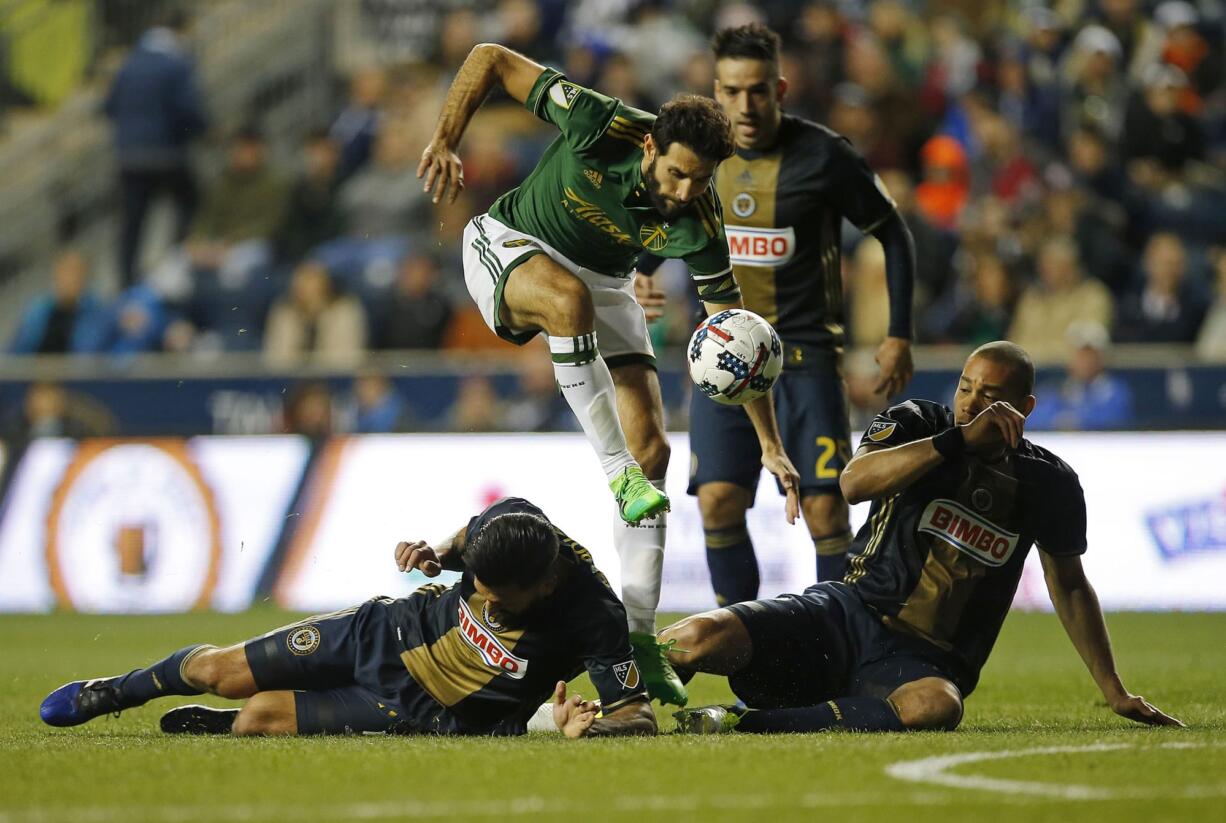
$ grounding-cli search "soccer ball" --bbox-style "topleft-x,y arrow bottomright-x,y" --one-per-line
687,309 -> 783,405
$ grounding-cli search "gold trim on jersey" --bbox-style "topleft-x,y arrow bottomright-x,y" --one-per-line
716,152 -> 780,321
693,192 -> 720,238
845,494 -> 896,583
607,116 -> 647,146
885,537 -> 984,650
400,592 -> 528,707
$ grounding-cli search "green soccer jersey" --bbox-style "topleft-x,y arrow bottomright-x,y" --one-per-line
488,68 -> 739,304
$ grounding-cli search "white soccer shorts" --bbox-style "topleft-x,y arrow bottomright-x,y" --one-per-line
461,213 -> 656,367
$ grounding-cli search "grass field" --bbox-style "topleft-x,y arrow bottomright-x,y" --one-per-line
2,609 -> 1223,823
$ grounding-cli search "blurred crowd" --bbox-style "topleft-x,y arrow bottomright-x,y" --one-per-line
4,0 -> 1225,434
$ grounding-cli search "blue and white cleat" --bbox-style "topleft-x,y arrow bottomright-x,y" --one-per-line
40,679 -> 125,727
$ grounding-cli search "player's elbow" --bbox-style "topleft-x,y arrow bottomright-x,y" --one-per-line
839,465 -> 869,506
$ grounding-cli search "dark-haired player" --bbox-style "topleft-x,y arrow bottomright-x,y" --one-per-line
638,23 -> 916,602
418,43 -> 801,705
41,498 -> 656,738
666,342 -> 1182,733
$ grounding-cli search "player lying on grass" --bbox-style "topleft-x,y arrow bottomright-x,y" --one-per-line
663,341 -> 1183,734
40,498 -> 656,738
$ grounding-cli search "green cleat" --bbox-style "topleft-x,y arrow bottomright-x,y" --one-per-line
629,632 -> 688,707
609,466 -> 669,525
672,704 -> 743,734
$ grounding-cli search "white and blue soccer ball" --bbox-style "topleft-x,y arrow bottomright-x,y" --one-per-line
687,309 -> 783,405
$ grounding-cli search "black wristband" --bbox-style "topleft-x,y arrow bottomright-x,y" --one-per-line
932,427 -> 966,461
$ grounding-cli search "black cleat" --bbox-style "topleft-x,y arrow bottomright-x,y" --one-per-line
160,705 -> 239,735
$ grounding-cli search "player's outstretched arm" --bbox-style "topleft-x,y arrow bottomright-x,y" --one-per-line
418,43 -> 546,204
550,682 -> 657,738
1040,551 -> 1185,728
701,297 -> 801,524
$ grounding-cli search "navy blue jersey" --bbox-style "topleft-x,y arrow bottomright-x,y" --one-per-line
846,400 -> 1087,691
713,115 -> 896,350
388,498 -> 646,729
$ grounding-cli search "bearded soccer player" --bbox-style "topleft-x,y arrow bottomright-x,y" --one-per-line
417,43 -> 801,705
41,498 -> 655,739
638,24 -> 916,602
664,342 -> 1182,734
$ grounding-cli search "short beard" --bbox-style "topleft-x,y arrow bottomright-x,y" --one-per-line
645,157 -> 683,220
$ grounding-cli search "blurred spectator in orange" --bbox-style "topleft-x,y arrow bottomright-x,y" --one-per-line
0,381 -> 116,442
1029,321 -> 1135,430
264,262 -> 367,366
352,372 -> 414,433
1115,232 -> 1208,344
186,126 -> 290,275
1123,64 -> 1204,173
1153,1 -> 1220,106
8,251 -> 108,355
330,67 -> 385,182
276,129 -> 344,265
282,381 -> 333,439
914,135 -> 969,231
1008,236 -> 1114,363
105,7 -> 208,288
373,254 -> 453,350
447,375 -> 507,432
1195,247 -> 1226,361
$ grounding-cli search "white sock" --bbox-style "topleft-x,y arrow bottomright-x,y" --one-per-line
548,333 -> 636,481
617,477 -> 667,635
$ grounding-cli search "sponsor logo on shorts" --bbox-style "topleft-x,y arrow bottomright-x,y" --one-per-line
918,499 -> 1020,567
866,420 -> 897,442
726,226 -> 795,266
502,238 -> 534,248
613,660 -> 641,690
287,625 -> 321,656
457,599 -> 528,679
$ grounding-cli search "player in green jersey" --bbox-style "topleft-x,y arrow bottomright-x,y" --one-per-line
418,43 -> 801,707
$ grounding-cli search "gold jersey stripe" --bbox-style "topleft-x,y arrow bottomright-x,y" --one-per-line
612,116 -> 648,137
606,129 -> 645,147
694,195 -> 719,237
608,122 -> 647,141
846,495 -> 895,583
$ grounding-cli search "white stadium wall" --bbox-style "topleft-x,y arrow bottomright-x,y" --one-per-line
0,433 -> 1222,613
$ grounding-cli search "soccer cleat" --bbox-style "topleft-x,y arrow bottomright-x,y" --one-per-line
160,705 -> 239,735
629,632 -> 688,707
40,678 -> 125,727
672,704 -> 743,734
609,466 -> 670,524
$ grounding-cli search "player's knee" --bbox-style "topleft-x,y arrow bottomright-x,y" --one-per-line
185,645 -> 250,699
697,485 -> 750,529
802,494 -> 849,535
893,679 -> 963,731
232,693 -> 296,736
660,612 -> 730,666
544,275 -> 594,333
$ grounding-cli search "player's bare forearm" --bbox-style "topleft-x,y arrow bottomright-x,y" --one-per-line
430,44 -> 543,147
840,441 -> 944,505
435,526 -> 468,572
583,699 -> 658,738
1041,553 -> 1125,701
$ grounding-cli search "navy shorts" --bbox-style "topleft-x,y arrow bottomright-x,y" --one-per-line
725,582 -> 960,709
688,349 -> 851,498
244,598 -> 451,735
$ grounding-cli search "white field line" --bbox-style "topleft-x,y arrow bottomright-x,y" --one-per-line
0,792 -> 957,823
885,742 -> 1226,801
